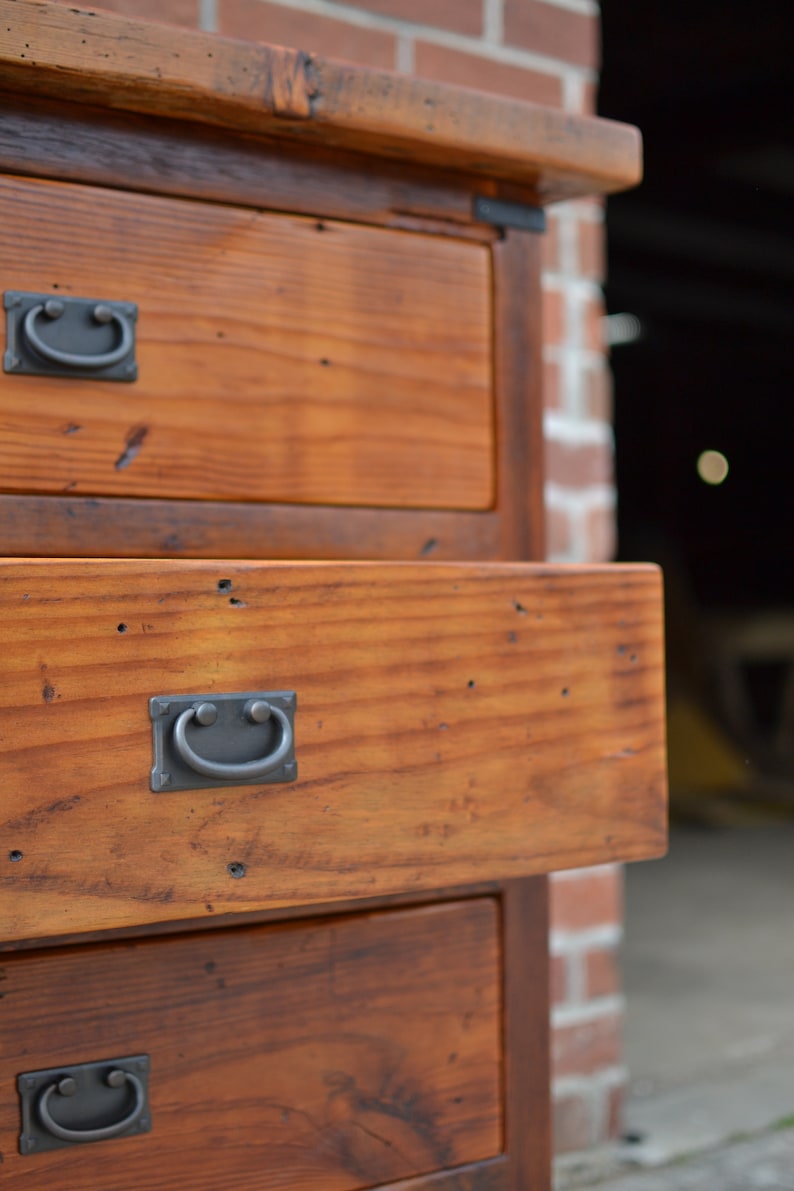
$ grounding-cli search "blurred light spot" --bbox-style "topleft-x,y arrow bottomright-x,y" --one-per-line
697,449 -> 729,485
603,312 -> 643,346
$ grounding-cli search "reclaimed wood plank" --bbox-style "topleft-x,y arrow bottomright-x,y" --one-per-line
0,559 -> 667,942
0,0 -> 642,203
0,175 -> 493,511
0,495 -> 502,561
0,900 -> 502,1188
0,93 -> 498,234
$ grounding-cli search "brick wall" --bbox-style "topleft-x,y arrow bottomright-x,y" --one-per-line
551,865 -> 625,1153
57,0 -> 623,1157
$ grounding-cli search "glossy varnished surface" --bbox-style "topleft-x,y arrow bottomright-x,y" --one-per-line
0,559 -> 666,942
0,93 -> 496,234
0,900 -> 502,1188
0,0 -> 641,204
0,20 -> 653,1184
0,493 -> 503,562
0,175 -> 493,511
0,226 -> 544,563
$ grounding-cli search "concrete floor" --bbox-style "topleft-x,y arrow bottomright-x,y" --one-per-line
621,823 -> 794,1163
587,1127 -> 794,1190
556,821 -> 794,1189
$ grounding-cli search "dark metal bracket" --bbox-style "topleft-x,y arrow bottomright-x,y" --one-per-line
18,1055 -> 151,1155
150,690 -> 297,792
473,195 -> 547,233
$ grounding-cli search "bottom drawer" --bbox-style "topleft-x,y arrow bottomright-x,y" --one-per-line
0,899 -> 502,1189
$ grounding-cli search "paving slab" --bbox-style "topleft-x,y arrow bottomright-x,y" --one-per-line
557,822 -> 794,1189
621,824 -> 794,1163
583,1128 -> 794,1191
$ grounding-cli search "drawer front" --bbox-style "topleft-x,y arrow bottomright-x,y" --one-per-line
0,899 -> 502,1189
0,559 -> 666,943
0,175 -> 493,511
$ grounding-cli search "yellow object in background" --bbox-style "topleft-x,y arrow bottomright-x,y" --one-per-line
667,693 -> 749,792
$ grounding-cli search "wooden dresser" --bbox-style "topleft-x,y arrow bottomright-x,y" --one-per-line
0,5 -> 665,1188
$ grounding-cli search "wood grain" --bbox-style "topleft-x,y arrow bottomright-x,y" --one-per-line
0,900 -> 502,1188
0,559 -> 667,942
492,233 -> 551,1189
503,879 -> 551,1191
0,217 -> 547,567
380,1161 -> 508,1191
0,0 -> 641,204
0,93 -> 498,235
0,12 -> 649,1190
0,495 -> 503,561
492,230 -> 546,561
0,175 -> 493,510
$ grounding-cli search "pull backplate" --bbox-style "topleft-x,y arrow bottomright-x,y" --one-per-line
18,1055 -> 151,1155
4,290 -> 138,381
150,690 -> 297,792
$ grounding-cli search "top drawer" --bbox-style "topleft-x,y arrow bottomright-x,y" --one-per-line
0,558 -> 666,944
0,176 -> 493,511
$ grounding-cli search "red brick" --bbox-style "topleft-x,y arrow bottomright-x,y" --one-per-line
504,0 -> 600,69
544,438 -> 612,488
542,289 -> 565,346
414,43 -> 563,108
543,358 -> 562,411
550,953 -> 570,1006
584,503 -> 616,562
578,219 -> 606,282
554,1090 -> 595,1153
550,869 -> 622,932
583,78 -> 598,115
584,946 -> 621,1000
582,292 -> 606,352
584,365 -> 612,420
545,505 -> 573,559
552,1012 -> 622,1078
54,0 -> 198,26
338,0 -> 482,37
218,1 -> 397,68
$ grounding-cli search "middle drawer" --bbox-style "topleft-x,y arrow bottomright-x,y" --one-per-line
0,557 -> 666,943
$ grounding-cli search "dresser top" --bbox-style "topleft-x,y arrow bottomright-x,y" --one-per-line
0,0 -> 641,205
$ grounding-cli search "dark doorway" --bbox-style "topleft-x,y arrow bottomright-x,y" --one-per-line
601,0 -> 794,782
598,3 -> 794,1159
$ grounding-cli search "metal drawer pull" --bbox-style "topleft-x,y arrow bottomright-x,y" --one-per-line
173,698 -> 294,781
24,299 -> 134,370
4,290 -> 138,380
38,1070 -> 145,1144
